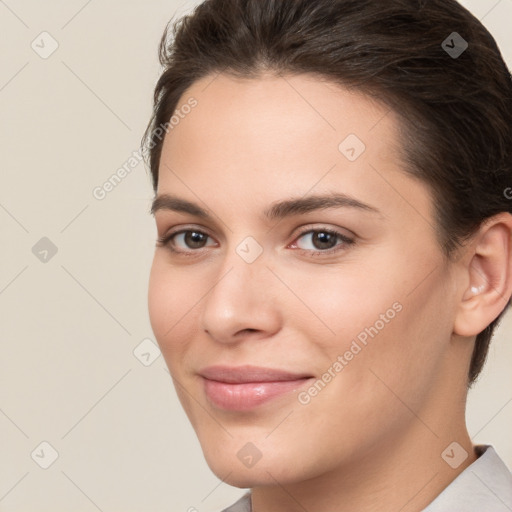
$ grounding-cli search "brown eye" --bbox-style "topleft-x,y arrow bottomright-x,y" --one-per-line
156,229 -> 216,253
292,228 -> 355,256
310,231 -> 338,250
182,231 -> 209,249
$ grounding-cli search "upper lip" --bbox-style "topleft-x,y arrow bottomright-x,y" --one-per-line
199,365 -> 313,383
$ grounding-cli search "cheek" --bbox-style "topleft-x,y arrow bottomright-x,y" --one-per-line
293,253 -> 453,394
147,256 -> 194,360
274,262 -> 404,358
324,266 -> 454,415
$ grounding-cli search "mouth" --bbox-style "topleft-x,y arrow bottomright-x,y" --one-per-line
199,365 -> 315,411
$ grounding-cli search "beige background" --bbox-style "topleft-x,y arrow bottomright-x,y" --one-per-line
0,0 -> 511,510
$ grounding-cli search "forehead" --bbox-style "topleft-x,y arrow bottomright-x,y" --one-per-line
160,72 -> 401,176
169,72 -> 394,142
155,72 -> 434,232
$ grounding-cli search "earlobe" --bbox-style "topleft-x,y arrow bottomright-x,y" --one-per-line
454,213 -> 512,337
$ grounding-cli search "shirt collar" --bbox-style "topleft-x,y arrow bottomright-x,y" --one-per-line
422,444 -> 512,511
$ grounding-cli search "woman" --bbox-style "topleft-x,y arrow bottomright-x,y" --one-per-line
143,0 -> 512,510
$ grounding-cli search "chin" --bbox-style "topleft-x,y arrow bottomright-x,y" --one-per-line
202,446 -> 311,488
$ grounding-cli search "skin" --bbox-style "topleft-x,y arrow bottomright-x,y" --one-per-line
147,72 -> 512,512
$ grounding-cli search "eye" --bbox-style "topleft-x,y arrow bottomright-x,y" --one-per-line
156,229 -> 216,254
156,226 -> 355,257
290,228 -> 354,256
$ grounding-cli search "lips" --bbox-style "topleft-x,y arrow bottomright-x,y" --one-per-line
200,365 -> 313,383
199,365 -> 314,411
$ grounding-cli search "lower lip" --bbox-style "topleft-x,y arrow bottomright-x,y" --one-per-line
203,377 -> 313,411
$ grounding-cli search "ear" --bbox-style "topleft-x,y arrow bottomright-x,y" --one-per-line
453,212 -> 512,337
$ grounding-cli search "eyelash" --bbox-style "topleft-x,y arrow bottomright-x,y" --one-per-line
156,226 -> 355,258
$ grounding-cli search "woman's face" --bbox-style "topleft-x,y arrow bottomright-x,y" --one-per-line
148,73 -> 463,486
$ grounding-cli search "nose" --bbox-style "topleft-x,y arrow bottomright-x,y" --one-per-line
199,245 -> 282,345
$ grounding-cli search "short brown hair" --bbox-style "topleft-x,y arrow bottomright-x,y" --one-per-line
142,0 -> 512,386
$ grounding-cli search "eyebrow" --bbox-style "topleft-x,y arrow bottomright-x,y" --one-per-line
151,192 -> 381,221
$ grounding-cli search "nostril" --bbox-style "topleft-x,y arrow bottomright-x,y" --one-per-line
238,328 -> 258,335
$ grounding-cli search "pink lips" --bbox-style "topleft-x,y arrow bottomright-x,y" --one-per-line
199,365 -> 313,411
